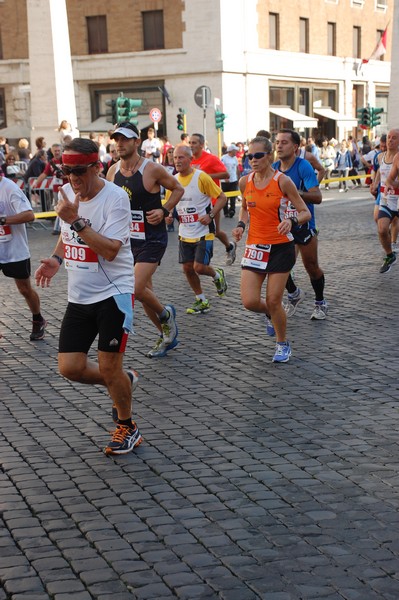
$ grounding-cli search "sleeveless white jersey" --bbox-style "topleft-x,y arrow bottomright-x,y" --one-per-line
379,153 -> 399,210
177,169 -> 213,240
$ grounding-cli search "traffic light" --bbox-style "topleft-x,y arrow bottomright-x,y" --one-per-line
107,96 -> 143,125
357,107 -> 370,129
371,107 -> 384,127
215,110 -> 226,131
105,99 -> 117,124
116,97 -> 129,121
126,99 -> 142,126
177,108 -> 185,131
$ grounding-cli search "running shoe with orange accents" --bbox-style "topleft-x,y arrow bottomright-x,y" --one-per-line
104,422 -> 142,455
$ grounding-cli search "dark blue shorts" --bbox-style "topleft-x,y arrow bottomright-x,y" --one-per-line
292,227 -> 318,245
378,206 -> 398,221
179,239 -> 213,265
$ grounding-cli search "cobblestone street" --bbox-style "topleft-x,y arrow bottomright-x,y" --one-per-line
1,189 -> 399,599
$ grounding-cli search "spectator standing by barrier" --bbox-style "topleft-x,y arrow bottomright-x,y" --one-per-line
221,144 -> 240,218
334,140 -> 352,192
319,138 -> 336,190
17,139 -> 31,164
24,150 -> 47,206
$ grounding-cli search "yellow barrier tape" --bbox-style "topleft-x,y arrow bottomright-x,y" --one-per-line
34,211 -> 57,219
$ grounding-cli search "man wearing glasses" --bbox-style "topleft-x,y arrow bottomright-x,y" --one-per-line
34,138 -> 141,456
107,122 -> 184,359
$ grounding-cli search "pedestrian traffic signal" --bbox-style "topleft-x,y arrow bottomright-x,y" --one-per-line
177,108 -> 185,131
357,107 -> 371,128
370,107 -> 384,128
215,110 -> 226,131
105,99 -> 117,124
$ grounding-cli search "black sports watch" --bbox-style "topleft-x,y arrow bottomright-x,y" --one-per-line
70,218 -> 87,232
0,216 -> 6,226
161,206 -> 170,218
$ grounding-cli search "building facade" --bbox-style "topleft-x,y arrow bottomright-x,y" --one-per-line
0,0 -> 392,148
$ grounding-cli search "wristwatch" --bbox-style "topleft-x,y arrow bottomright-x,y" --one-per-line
0,216 -> 6,226
209,211 -> 215,219
161,206 -> 170,218
70,218 -> 87,232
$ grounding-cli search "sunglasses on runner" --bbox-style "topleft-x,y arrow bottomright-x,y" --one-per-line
61,163 -> 97,176
248,152 -> 269,160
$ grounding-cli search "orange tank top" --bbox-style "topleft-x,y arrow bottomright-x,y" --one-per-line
244,170 -> 293,245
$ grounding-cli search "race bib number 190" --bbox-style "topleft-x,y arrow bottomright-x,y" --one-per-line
241,244 -> 271,270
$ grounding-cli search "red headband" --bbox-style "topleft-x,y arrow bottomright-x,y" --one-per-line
62,152 -> 99,165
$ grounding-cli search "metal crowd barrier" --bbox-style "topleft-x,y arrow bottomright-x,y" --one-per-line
14,177 -> 57,219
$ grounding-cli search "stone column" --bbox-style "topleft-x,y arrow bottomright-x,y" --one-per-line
388,0 -> 399,128
26,0 -> 78,147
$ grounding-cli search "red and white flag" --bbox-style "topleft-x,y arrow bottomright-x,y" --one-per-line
362,26 -> 387,64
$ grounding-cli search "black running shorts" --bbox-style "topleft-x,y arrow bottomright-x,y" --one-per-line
0,258 -> 31,279
131,242 -> 167,264
59,297 -> 128,354
241,241 -> 295,274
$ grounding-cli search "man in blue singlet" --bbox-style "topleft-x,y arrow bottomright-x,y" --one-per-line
273,129 -> 326,320
107,122 -> 184,357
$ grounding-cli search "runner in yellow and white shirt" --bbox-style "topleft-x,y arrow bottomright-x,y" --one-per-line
165,144 -> 228,314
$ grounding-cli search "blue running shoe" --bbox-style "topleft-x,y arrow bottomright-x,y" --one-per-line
146,336 -> 179,358
160,304 -> 178,344
272,341 -> 291,363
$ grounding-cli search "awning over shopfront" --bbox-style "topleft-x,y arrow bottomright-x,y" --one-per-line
312,107 -> 358,128
0,124 -> 32,139
269,106 -> 318,129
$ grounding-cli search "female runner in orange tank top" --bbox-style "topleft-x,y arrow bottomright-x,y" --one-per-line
232,136 -> 311,363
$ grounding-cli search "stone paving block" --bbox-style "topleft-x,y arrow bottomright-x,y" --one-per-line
4,576 -> 46,594
134,582 -> 175,598
46,579 -> 87,594
79,567 -> 120,585
173,583 -> 216,598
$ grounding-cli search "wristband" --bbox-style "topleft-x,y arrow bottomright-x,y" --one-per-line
51,254 -> 63,265
237,221 -> 246,230
289,216 -> 299,227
